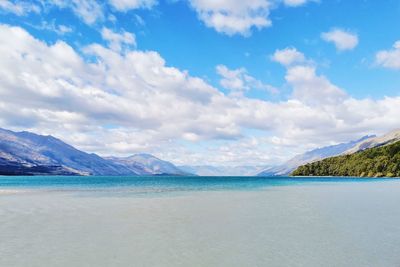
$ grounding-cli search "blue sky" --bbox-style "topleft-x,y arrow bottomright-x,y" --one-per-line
0,0 -> 399,166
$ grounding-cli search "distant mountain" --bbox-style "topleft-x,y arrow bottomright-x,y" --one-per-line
292,139 -> 400,177
0,128 -> 186,176
0,128 -> 135,176
179,165 -> 263,176
343,129 -> 400,155
258,135 -> 374,176
107,154 -> 190,176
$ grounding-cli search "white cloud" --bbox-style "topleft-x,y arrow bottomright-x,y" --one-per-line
1,0 -> 312,37
283,0 -> 313,7
101,27 -> 136,52
59,25 -> 73,34
321,28 -> 359,51
217,65 -> 247,92
188,0 -> 272,36
0,24 -> 399,166
52,0 -> 104,25
109,0 -> 156,11
134,14 -> 146,26
71,0 -> 104,24
48,0 -> 157,25
216,65 -> 278,95
29,20 -> 73,35
376,41 -> 400,70
286,65 -> 347,106
7,0 -> 157,26
0,24 -> 240,145
271,47 -> 305,66
0,0 -> 40,15
273,47 -> 347,106
187,0 -> 315,36
0,1 -> 105,25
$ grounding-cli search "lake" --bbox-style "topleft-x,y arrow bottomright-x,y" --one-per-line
1,176 -> 400,267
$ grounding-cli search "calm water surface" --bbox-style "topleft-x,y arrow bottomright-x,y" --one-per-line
1,176 -> 400,267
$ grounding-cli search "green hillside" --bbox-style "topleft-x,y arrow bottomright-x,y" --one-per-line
291,141 -> 400,177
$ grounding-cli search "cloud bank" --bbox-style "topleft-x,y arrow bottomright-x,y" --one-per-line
0,24 -> 399,166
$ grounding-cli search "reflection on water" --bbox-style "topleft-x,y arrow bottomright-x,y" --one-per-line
1,177 -> 400,267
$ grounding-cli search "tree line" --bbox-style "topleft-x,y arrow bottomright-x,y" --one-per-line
292,141 -> 400,177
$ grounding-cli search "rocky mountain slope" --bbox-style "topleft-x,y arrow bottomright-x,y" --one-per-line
258,135 -> 374,176
292,139 -> 400,177
343,129 -> 400,155
0,128 -> 186,176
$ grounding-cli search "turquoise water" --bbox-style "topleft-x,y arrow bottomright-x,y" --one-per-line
0,175 -> 388,191
1,176 -> 400,267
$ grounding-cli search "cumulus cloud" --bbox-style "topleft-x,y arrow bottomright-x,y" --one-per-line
0,24 -> 240,145
101,27 -> 136,52
0,24 -> 399,166
108,0 -> 156,11
321,28 -> 359,51
376,41 -> 400,70
286,65 -> 347,106
0,0 -> 40,15
188,0 -> 315,36
188,0 -> 272,36
271,47 -> 305,66
273,47 -> 347,106
216,65 -> 278,95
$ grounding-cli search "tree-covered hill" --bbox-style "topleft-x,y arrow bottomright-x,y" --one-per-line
291,141 -> 400,177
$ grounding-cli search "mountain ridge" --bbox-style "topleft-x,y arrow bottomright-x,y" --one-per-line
0,128 -> 186,176
257,135 -> 374,176
107,154 -> 190,176
292,140 -> 400,177
292,129 -> 400,177
342,129 -> 400,155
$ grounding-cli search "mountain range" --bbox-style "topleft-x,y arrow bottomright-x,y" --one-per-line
1,126 -> 399,177
0,128 -> 187,176
342,129 -> 400,155
107,154 -> 188,176
292,129 -> 400,177
257,135 -> 375,176
179,134 -> 394,177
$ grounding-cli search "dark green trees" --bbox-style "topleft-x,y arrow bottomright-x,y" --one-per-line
292,141 -> 400,177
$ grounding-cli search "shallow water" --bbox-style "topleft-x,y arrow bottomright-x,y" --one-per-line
1,176 -> 400,267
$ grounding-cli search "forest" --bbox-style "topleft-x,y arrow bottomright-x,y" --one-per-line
292,141 -> 400,177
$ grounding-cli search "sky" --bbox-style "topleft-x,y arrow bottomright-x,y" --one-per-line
0,0 -> 400,167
